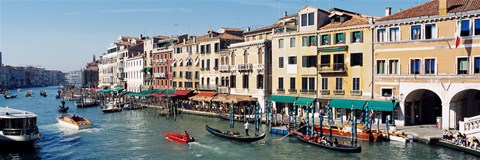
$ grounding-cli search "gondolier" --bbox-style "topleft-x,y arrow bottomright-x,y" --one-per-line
244,122 -> 250,137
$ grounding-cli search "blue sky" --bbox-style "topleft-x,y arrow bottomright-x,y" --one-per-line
0,0 -> 429,72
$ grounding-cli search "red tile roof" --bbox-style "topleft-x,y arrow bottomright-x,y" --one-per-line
378,0 -> 480,21
319,12 -> 369,30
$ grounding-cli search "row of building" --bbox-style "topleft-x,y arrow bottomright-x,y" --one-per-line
0,52 -> 66,89
97,0 -> 480,131
64,55 -> 100,88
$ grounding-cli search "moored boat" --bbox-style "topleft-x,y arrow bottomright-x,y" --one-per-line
164,132 -> 194,144
294,134 -> 362,153
56,114 -> 93,130
314,124 -> 383,142
101,103 -> 122,113
205,124 -> 265,143
75,98 -> 99,108
0,107 -> 41,145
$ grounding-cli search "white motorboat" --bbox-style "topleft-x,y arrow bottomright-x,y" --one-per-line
0,107 -> 40,144
56,114 -> 93,130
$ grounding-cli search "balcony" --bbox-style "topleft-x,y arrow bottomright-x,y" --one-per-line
288,89 -> 297,94
238,64 -> 253,72
318,63 -> 347,73
320,90 -> 330,95
154,73 -> 166,78
219,65 -> 230,72
218,87 -> 230,94
277,88 -> 285,94
350,90 -> 362,96
334,90 -> 345,95
300,89 -> 316,94
197,84 -> 217,91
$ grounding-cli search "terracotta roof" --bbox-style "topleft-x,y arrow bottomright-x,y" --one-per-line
279,14 -> 298,20
174,32 -> 243,47
378,0 -> 480,21
319,12 -> 369,30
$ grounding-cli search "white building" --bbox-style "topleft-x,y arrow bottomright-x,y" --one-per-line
66,70 -> 83,87
125,55 -> 144,92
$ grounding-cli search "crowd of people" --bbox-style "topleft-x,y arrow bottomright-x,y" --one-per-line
443,130 -> 480,150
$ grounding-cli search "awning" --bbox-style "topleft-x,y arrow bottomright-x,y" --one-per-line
227,95 -> 257,103
149,93 -> 175,98
318,47 -> 347,53
267,95 -> 297,103
140,68 -> 147,72
189,92 -> 216,101
96,89 -> 112,93
145,67 -> 152,73
184,58 -> 189,66
150,89 -> 164,94
367,100 -> 398,111
97,85 -> 109,89
112,87 -> 123,92
179,59 -> 183,66
162,89 -> 175,94
173,90 -> 193,97
137,90 -> 152,97
212,94 -> 229,102
295,97 -> 316,106
329,99 -> 366,110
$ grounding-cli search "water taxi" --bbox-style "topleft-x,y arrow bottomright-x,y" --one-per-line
56,114 -> 93,130
0,107 -> 40,144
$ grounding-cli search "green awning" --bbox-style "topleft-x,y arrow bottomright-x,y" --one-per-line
137,91 -> 151,97
318,47 -> 347,53
150,89 -> 164,94
162,89 -> 175,94
140,68 -> 147,72
329,99 -> 366,110
145,67 -> 152,72
295,97 -> 316,106
96,89 -> 112,93
112,87 -> 123,92
367,100 -> 398,111
267,95 -> 298,103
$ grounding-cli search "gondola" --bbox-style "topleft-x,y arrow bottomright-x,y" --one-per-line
294,135 -> 362,153
205,124 -> 265,143
4,94 -> 17,99
58,106 -> 69,112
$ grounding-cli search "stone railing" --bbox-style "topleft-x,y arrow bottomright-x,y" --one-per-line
154,73 -> 166,78
219,65 -> 230,72
460,115 -> 480,137
238,63 -> 253,72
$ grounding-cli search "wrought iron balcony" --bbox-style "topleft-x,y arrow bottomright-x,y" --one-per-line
320,90 -> 330,95
288,89 -> 297,94
277,88 -> 285,94
300,89 -> 316,94
219,65 -> 230,72
334,90 -> 345,95
318,63 -> 347,73
238,63 -> 253,72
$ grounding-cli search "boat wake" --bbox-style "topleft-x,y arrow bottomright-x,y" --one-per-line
189,142 -> 225,155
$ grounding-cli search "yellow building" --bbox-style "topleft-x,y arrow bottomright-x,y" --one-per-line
373,0 -> 480,131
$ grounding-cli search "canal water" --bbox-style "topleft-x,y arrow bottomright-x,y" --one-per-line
0,86 -> 477,159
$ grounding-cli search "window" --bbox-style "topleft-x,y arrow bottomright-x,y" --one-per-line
200,45 -> 205,54
301,14 -> 307,26
475,19 -> 480,35
173,81 -> 177,88
279,39 -> 284,48
179,82 -> 183,88
411,25 -> 421,40
290,38 -> 296,47
279,57 -> 284,68
214,43 -> 220,52
350,53 -> 363,66
308,12 -> 314,26
290,77 -> 296,90
461,20 -> 471,36
301,77 -> 315,91
242,75 -> 249,88
201,60 -> 205,69
207,59 -> 210,70
320,55 -> 330,67
351,31 -> 363,43
410,59 -> 421,74
179,71 -> 183,78
173,71 -> 176,77
243,50 -> 248,63
302,56 -> 317,68
214,59 -> 218,70
186,45 -> 192,53
230,75 -> 236,88
377,29 -> 386,42
389,60 -> 399,75
206,44 -> 211,53
257,75 -> 263,89
278,77 -> 284,89
195,71 -> 199,79
309,36 -> 316,46
333,54 -> 344,70
302,36 -> 309,47
321,78 -> 328,90
475,57 -> 480,74
176,47 -> 182,54
288,56 -> 297,64
425,24 -> 437,39
457,57 -> 469,74
381,88 -> 393,97
321,34 -> 330,45
425,59 -> 435,74
377,60 -> 386,74
352,78 -> 360,91
335,78 -> 343,90
389,28 -> 400,42
335,33 -> 345,44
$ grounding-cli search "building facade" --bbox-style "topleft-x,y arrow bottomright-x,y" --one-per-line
373,0 -> 480,129
82,55 -> 99,88
66,70 -> 83,87
151,35 -> 186,89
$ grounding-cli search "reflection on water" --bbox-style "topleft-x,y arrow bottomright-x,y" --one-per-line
0,86 -> 478,159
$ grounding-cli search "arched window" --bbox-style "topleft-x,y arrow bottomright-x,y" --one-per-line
207,77 -> 210,86
258,48 -> 263,64
202,77 -> 204,85
215,77 -> 219,86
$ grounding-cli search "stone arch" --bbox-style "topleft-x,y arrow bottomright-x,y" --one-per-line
449,89 -> 480,129
404,89 -> 442,125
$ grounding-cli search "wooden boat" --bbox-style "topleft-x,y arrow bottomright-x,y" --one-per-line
58,106 -> 69,112
56,114 -> 93,130
314,124 -> 383,142
4,94 -> 17,99
294,134 -> 361,153
25,92 -> 32,97
164,132 -> 194,144
101,104 -> 122,113
205,124 -> 265,143
40,90 -> 47,97
75,99 -> 99,108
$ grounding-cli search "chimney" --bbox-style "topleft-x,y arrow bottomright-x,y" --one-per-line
140,34 -> 143,39
246,27 -> 251,32
385,7 -> 391,16
439,0 -> 447,16
368,17 -> 374,25
284,11 -> 288,17
193,36 -> 196,42
183,38 -> 186,44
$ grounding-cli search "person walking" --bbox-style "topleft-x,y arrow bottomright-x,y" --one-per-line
244,121 -> 250,137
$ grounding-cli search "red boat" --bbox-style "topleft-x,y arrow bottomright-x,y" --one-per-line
164,132 -> 194,144
313,124 -> 383,142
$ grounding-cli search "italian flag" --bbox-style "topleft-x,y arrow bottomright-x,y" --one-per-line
455,15 -> 462,48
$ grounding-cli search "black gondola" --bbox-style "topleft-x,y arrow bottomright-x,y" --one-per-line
58,106 -> 69,112
205,124 -> 265,143
4,94 -> 17,99
295,135 -> 361,153
55,95 -> 61,99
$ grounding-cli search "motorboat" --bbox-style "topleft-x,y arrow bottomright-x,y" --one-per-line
40,90 -> 47,97
25,91 -> 32,97
56,114 -> 93,130
101,103 -> 122,113
164,132 -> 195,144
0,107 -> 40,145
4,94 -> 17,99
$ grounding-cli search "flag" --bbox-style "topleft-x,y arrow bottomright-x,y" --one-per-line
455,15 -> 463,48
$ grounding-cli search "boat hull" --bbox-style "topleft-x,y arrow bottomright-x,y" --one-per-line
295,135 -> 361,153
164,132 -> 192,144
102,108 -> 122,113
0,132 -> 40,142
314,126 -> 383,142
56,118 -> 92,130
205,124 -> 265,143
